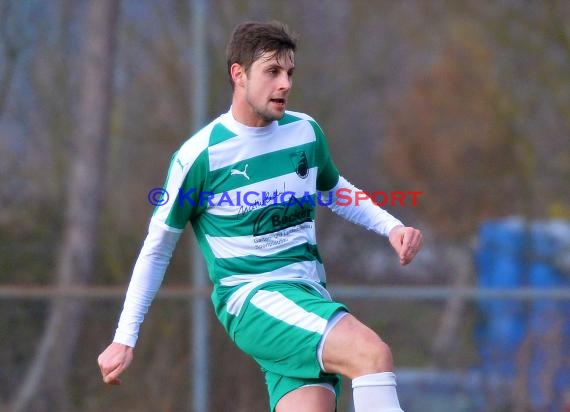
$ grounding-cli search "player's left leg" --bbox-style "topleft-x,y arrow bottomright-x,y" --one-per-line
276,384 -> 335,412
321,314 -> 403,412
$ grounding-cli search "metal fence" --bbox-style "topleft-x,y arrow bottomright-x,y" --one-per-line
2,285 -> 569,411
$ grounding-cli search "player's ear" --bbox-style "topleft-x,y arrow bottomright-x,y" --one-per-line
230,63 -> 246,87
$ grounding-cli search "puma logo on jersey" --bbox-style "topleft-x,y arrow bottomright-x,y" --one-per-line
230,164 -> 250,180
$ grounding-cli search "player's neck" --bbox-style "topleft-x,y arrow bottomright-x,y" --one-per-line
230,97 -> 272,127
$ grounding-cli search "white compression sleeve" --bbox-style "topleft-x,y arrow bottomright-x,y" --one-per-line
324,176 -> 403,236
113,220 -> 182,347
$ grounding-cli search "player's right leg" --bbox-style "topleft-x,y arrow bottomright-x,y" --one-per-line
321,314 -> 404,412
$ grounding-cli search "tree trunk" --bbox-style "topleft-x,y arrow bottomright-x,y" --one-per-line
0,1 -> 23,117
11,1 -> 120,411
430,244 -> 473,365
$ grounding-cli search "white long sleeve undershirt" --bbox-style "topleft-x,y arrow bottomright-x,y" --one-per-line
113,221 -> 181,347
324,176 -> 403,236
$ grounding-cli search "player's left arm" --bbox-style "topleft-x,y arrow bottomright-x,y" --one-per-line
388,224 -> 423,266
322,176 -> 423,265
312,120 -> 422,265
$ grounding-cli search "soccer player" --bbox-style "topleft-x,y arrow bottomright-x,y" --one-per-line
98,21 -> 423,412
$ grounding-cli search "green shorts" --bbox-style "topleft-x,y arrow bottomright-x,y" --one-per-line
231,281 -> 348,411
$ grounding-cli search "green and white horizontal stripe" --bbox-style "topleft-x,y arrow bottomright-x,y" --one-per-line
221,261 -> 329,316
207,120 -> 316,171
205,225 -> 315,259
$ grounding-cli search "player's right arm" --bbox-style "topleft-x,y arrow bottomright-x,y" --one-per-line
97,138 -> 209,384
97,125 -> 211,384
97,222 -> 182,384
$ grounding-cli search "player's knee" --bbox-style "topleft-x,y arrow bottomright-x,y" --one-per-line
369,339 -> 393,371
352,337 -> 393,377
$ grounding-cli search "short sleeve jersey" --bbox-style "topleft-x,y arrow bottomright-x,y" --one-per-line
152,110 -> 340,331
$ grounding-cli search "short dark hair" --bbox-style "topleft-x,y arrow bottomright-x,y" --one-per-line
226,21 -> 298,88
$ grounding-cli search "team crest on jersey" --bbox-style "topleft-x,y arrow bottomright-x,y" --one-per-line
291,150 -> 309,179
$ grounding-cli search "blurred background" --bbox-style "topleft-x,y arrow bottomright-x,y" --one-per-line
1,0 -> 569,411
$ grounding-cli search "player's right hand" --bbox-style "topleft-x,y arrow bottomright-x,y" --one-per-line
97,342 -> 134,385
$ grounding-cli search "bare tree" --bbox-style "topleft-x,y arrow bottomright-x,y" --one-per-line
0,0 -> 33,118
430,244 -> 474,364
11,1 -> 120,411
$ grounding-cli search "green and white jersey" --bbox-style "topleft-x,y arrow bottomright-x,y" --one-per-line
152,109 -> 340,330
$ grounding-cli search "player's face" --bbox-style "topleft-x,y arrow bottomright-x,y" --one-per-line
240,51 -> 295,126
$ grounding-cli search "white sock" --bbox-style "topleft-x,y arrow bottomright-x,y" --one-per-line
352,372 -> 404,412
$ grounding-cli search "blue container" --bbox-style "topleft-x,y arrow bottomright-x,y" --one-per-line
526,221 -> 570,411
475,218 -> 526,379
476,218 -> 570,411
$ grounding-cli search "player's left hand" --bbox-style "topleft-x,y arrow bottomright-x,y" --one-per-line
388,225 -> 423,265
